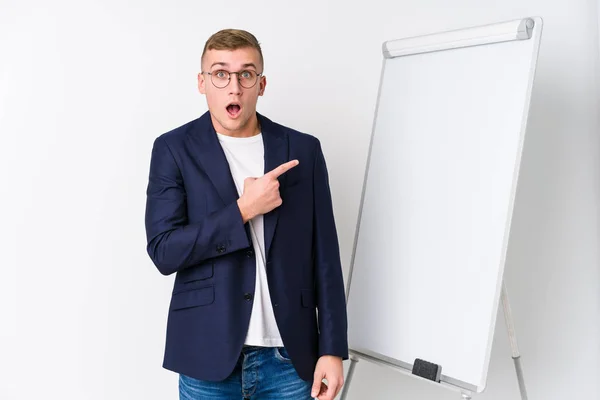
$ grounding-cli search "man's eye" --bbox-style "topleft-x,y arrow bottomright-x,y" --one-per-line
215,71 -> 228,79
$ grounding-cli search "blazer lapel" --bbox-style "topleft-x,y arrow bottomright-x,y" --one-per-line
259,113 -> 289,261
185,111 -> 288,260
186,112 -> 239,205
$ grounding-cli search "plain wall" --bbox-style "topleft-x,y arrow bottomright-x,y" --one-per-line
1,0 -> 598,399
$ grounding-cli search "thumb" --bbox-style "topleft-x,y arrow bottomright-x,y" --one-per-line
243,177 -> 257,188
311,374 -> 322,398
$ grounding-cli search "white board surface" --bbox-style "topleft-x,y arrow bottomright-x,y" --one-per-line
346,17 -> 542,393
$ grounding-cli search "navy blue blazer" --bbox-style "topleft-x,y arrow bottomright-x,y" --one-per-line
144,111 -> 349,382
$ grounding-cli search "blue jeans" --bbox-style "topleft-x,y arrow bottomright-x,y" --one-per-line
179,346 -> 313,399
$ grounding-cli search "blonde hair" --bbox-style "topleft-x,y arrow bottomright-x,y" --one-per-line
201,29 -> 263,70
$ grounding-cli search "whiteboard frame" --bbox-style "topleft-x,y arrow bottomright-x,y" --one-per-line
344,16 -> 544,394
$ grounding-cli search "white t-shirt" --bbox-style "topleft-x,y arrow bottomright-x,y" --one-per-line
216,131 -> 284,347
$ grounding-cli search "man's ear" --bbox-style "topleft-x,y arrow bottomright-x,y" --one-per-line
198,72 -> 206,94
258,75 -> 267,96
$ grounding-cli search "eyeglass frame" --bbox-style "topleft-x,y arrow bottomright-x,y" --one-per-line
200,69 -> 264,89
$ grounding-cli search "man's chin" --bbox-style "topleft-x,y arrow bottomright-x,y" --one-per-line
223,121 -> 244,132
210,114 -> 239,132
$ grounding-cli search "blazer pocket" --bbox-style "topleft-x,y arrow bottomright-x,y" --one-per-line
301,289 -> 316,308
170,286 -> 214,311
179,261 -> 214,283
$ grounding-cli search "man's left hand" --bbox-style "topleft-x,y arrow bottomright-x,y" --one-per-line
311,355 -> 344,400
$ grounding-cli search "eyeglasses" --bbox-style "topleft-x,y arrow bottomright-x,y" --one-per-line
201,69 -> 263,89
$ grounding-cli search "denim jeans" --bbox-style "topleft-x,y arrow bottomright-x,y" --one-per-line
179,345 -> 313,399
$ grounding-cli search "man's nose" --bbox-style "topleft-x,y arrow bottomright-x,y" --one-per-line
228,73 -> 242,94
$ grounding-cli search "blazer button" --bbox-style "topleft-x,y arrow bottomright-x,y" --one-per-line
216,244 -> 226,254
244,293 -> 253,301
246,249 -> 254,258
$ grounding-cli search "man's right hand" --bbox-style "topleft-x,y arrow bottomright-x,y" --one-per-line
237,160 -> 299,223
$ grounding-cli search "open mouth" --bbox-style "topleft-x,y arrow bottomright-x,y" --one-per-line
226,103 -> 241,118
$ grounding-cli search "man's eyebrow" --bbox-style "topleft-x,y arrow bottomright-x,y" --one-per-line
209,62 -> 259,71
209,62 -> 228,69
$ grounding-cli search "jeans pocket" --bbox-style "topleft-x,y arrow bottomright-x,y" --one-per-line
274,347 -> 292,363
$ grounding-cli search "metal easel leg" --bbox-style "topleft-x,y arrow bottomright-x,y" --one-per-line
501,282 -> 528,400
339,354 -> 359,400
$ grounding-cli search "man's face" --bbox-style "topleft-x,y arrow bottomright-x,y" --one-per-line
198,47 -> 266,136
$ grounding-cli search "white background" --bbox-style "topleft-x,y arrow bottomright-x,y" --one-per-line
0,1 -> 598,399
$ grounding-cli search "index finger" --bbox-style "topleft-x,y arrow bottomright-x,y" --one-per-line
266,159 -> 299,179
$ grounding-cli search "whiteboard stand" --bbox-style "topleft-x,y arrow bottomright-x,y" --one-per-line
501,283 -> 528,400
340,282 -> 528,399
339,354 -> 359,400
461,392 -> 473,400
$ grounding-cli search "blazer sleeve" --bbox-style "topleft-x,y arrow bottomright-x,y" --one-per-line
144,136 -> 250,276
312,139 -> 349,360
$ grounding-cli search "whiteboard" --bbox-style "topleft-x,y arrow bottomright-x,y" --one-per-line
346,17 -> 543,393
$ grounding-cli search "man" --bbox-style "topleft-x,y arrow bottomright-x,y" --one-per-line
144,28 -> 348,400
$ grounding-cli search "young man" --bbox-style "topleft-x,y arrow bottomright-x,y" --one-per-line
144,29 -> 348,400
